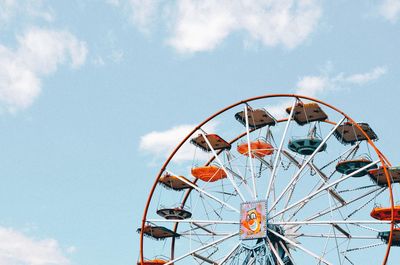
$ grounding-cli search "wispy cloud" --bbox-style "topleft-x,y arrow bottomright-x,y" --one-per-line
139,122 -> 217,163
105,0 -> 121,7
0,226 -> 72,265
269,65 -> 387,118
0,0 -> 54,26
296,66 -> 387,97
0,0 -> 16,23
169,0 -> 322,53
111,0 -> 322,53
128,0 -> 159,33
110,49 -> 124,63
379,0 -> 400,22
0,27 -> 87,112
0,1 -> 88,113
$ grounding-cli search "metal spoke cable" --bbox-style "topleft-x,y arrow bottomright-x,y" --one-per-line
353,223 -> 382,233
341,239 -> 352,265
320,226 -> 334,264
327,187 -> 343,265
337,184 -> 378,194
345,188 -> 385,220
319,143 -> 359,173
340,242 -> 386,253
344,256 -> 355,265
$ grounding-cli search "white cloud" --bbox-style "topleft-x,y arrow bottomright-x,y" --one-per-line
0,0 -> 54,26
139,122 -> 217,163
106,0 -> 121,7
128,0 -> 159,33
297,66 -> 387,97
113,0 -> 322,53
0,226 -> 71,265
0,1 -> 87,113
0,27 -> 87,112
0,0 -> 16,24
167,0 -> 237,53
296,76 -> 328,97
268,66 -> 387,118
380,0 -> 400,22
110,49 -> 124,63
66,246 -> 76,254
343,66 -> 387,85
93,55 -> 105,67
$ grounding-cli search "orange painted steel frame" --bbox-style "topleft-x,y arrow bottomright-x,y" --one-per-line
138,94 -> 395,265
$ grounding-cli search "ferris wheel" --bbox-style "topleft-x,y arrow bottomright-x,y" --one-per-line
137,94 -> 400,265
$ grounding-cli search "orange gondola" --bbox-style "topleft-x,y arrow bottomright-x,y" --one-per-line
237,140 -> 274,158
370,205 -> 400,222
137,258 -> 168,265
191,165 -> 227,182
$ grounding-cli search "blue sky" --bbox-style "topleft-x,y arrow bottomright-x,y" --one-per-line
0,0 -> 400,264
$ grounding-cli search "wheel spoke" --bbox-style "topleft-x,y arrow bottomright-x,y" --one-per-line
279,241 -> 297,265
297,186 -> 383,225
269,117 -> 346,212
225,151 -> 255,199
269,220 -> 390,226
244,105 -> 258,200
147,219 -> 239,225
266,237 -> 285,265
200,131 -> 246,202
218,242 -> 241,264
327,191 -> 343,264
167,171 -> 240,213
282,150 -> 347,206
340,242 -> 386,254
265,99 -> 297,201
285,233 -> 383,239
164,232 -> 238,265
267,228 -> 333,265
269,159 -> 380,219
